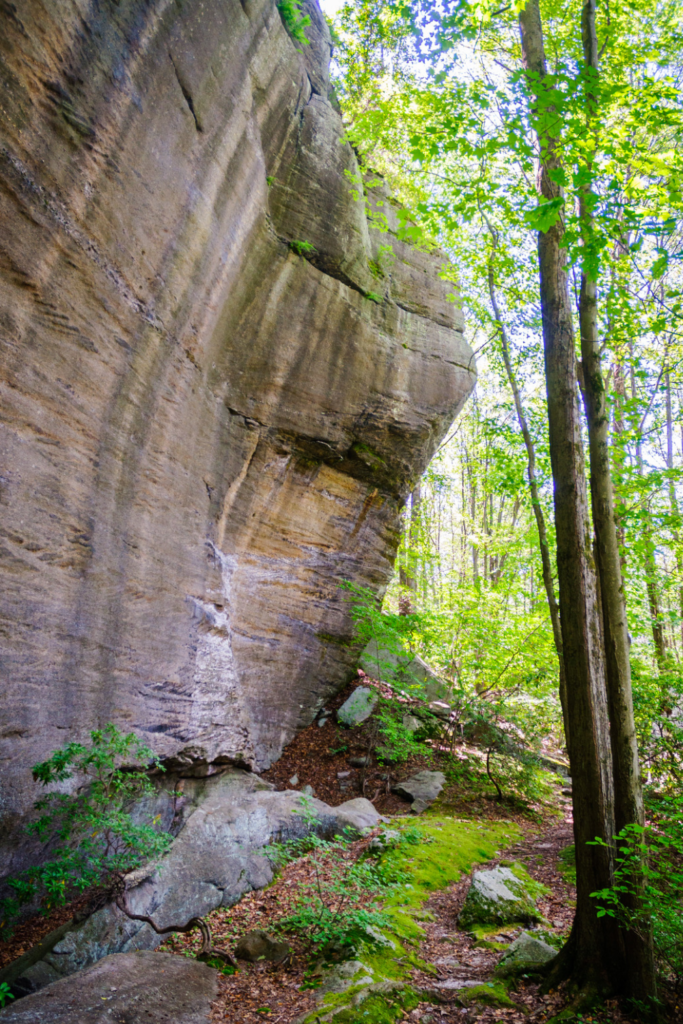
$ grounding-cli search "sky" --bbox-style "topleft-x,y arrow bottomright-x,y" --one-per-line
319,0 -> 344,18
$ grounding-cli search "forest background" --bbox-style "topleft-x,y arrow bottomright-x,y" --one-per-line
317,0 -> 683,1010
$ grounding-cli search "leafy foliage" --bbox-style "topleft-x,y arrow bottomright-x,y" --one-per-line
591,791 -> 683,991
276,0 -> 311,47
0,725 -> 170,934
289,238 -> 317,257
265,798 -> 406,959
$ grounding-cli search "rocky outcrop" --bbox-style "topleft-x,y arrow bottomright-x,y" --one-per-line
458,865 -> 545,930
0,0 -> 475,871
0,770 -> 383,995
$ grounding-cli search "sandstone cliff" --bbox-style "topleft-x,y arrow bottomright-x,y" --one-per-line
0,0 -> 475,869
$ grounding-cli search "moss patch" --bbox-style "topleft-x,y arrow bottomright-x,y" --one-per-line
456,980 -> 516,1009
300,818 -> 518,1023
557,845 -> 576,886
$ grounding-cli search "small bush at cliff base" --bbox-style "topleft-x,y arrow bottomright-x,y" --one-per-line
0,724 -> 171,935
267,797 -> 393,960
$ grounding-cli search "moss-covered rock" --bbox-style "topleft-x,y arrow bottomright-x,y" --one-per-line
493,931 -> 557,978
458,862 -> 546,929
455,980 -> 516,1009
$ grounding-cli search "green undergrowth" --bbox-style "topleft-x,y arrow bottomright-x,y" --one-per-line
557,844 -> 576,886
300,816 -> 519,1023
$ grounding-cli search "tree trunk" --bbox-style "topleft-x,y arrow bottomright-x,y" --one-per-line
666,371 -> 683,648
577,3 -> 655,1003
487,256 -> 569,746
519,0 -> 619,997
399,485 -> 421,614
630,355 -> 666,665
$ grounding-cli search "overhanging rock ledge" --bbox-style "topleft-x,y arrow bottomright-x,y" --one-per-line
0,0 -> 476,872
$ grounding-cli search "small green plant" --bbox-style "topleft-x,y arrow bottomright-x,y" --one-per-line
590,791 -> 683,992
365,290 -> 383,303
0,725 -> 170,933
0,982 -> 14,1008
276,0 -> 310,46
266,175 -> 275,187
289,239 -> 317,257
269,797 -> 391,959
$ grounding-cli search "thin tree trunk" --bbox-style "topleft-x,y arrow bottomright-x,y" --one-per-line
399,485 -> 421,614
630,356 -> 666,664
578,2 -> 655,1003
519,0 -> 618,997
487,257 -> 569,746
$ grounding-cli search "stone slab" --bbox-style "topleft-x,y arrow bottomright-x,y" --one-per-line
0,952 -> 217,1023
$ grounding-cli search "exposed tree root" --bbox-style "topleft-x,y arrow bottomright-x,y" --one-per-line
107,874 -> 238,968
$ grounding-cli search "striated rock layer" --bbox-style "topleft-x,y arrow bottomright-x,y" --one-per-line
0,0 -> 475,867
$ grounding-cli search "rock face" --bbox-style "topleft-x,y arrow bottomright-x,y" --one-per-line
0,0 -> 475,869
0,951 -> 218,1024
0,770 -> 383,995
360,640 -> 449,701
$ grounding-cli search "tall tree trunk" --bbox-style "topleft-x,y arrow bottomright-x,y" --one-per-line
519,0 -> 618,997
578,1 -> 655,1003
487,257 -> 569,747
666,371 -> 683,649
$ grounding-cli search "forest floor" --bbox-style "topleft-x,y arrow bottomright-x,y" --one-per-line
161,682 -> 647,1024
0,679 -> 663,1023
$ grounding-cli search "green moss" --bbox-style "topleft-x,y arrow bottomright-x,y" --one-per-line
557,845 -> 576,886
317,984 -> 424,1023
507,861 -> 551,902
456,981 -> 516,1009
351,442 -> 387,469
298,818 -> 518,1024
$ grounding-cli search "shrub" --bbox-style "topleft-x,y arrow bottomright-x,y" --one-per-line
0,725 -> 170,934
267,798 -> 400,960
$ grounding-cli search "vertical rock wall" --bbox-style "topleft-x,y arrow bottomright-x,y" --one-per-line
0,0 -> 475,868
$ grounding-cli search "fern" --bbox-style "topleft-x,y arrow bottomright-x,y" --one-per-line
277,0 -> 311,47
289,239 -> 317,257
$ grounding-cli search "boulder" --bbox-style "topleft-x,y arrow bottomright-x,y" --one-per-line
360,641 -> 448,702
316,960 -> 374,996
332,798 -> 386,832
458,865 -> 544,930
0,952 -> 217,1023
0,772 -> 383,997
494,931 -> 556,978
391,771 -> 446,814
234,930 -> 290,963
337,687 -> 378,727
402,714 -> 423,733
